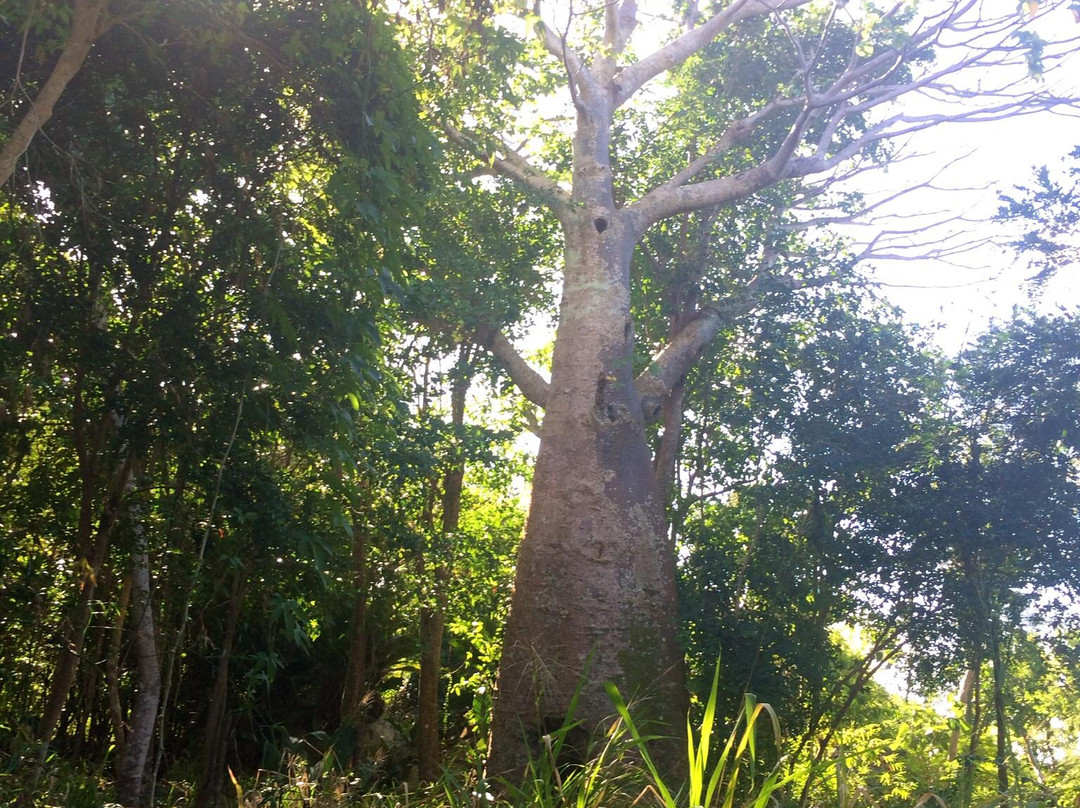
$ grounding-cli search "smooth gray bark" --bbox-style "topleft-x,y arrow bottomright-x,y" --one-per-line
115,513 -> 161,808
473,0 -> 1075,782
489,68 -> 687,776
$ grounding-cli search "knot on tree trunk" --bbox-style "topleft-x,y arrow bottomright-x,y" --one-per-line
593,371 -> 633,424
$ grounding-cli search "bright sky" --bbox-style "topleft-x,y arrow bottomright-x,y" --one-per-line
793,0 -> 1080,353
838,78 -> 1080,354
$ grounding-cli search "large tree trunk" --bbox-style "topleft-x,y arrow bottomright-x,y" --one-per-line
489,92 -> 686,778
115,510 -> 161,808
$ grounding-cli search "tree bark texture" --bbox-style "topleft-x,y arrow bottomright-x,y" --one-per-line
417,607 -> 446,781
115,509 -> 161,808
489,89 -> 687,778
341,504 -> 370,767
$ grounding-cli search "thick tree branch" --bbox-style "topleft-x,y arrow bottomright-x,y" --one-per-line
612,0 -> 813,107
631,73 -> 1070,228
0,0 -> 112,186
531,1 -> 600,104
661,97 -> 802,192
635,262 -> 836,423
630,115 -> 809,227
605,0 -> 638,54
475,326 -> 550,409
653,374 -> 686,503
443,124 -> 571,216
635,291 -> 757,422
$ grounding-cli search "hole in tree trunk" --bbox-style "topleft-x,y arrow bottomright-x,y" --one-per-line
593,217 -> 607,233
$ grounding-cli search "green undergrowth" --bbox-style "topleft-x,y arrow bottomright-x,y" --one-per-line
2,661 -> 784,808
7,661 -> 1071,808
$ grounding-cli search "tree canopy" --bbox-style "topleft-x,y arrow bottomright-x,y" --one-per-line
2,0 -> 1079,807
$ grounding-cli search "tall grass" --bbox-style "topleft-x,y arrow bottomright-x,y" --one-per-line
5,664 -> 807,808
606,661 -> 795,808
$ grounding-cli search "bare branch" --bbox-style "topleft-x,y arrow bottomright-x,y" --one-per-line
1,0 -> 112,187
613,0 -> 814,107
442,124 -> 571,215
661,96 -> 802,190
532,0 -> 600,105
536,12 -> 571,62
623,0 -> 1078,230
785,151 -> 982,231
630,102 -> 814,227
786,92 -> 1072,182
475,326 -> 550,409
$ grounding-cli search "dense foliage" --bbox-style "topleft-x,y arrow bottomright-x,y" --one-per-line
1,1 -> 1078,807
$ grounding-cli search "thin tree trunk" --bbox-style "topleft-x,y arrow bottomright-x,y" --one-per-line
194,566 -> 246,808
105,574 -> 133,758
37,453 -> 137,747
948,666 -> 978,762
957,665 -> 984,808
115,507 -> 161,808
731,506 -> 764,618
795,638 -> 904,808
341,498 -> 370,768
417,355 -> 471,782
416,607 -> 446,781
0,0 -> 111,186
72,592 -> 111,758
989,617 -> 1009,799
1022,734 -> 1047,787
149,392 -> 244,808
